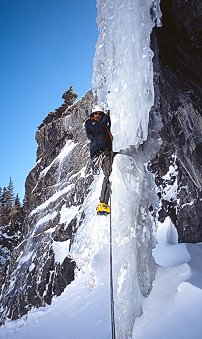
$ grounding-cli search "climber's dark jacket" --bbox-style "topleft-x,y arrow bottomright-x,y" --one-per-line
85,114 -> 112,158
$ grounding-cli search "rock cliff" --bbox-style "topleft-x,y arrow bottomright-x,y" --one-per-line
0,89 -> 95,322
150,0 -> 202,243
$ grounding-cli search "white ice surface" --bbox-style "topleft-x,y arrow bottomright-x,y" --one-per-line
52,240 -> 71,264
92,0 -> 162,151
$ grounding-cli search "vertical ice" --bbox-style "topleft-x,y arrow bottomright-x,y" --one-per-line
92,0 -> 161,337
92,0 -> 161,151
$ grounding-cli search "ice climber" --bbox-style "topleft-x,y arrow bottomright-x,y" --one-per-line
85,104 -> 113,214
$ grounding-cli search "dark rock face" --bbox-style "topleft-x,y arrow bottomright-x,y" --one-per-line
150,0 -> 202,242
25,90 -> 94,212
0,90 -> 95,323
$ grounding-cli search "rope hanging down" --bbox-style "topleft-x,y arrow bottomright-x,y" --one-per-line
109,193 -> 116,339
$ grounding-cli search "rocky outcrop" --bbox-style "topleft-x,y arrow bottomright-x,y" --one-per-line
0,90 -> 95,323
25,90 -> 95,212
150,0 -> 202,242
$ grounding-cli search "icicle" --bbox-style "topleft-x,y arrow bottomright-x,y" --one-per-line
92,0 -> 162,152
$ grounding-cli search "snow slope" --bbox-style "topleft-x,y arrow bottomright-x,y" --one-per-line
132,219 -> 202,339
1,216 -> 202,339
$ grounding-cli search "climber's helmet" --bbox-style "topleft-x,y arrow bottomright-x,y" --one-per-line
92,105 -> 104,114
90,105 -> 104,121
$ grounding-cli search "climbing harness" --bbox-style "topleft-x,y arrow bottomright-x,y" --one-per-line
109,189 -> 116,339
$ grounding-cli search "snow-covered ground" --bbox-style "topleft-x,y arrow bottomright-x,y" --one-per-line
1,205 -> 202,339
132,219 -> 202,339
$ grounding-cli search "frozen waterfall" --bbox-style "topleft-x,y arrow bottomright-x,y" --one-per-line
92,0 -> 161,151
92,0 -> 162,337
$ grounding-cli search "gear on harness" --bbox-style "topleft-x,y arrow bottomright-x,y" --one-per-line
91,152 -> 105,175
92,163 -> 100,175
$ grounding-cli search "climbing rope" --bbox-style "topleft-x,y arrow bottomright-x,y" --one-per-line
92,149 -> 116,338
109,193 -> 116,339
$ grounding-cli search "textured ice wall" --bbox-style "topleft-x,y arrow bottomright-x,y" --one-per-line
92,0 -> 161,151
92,0 -> 161,336
111,155 -> 156,337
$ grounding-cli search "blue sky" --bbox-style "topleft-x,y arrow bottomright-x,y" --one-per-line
0,0 -> 98,200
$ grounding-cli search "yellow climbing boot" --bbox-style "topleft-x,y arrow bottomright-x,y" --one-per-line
96,201 -> 110,214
